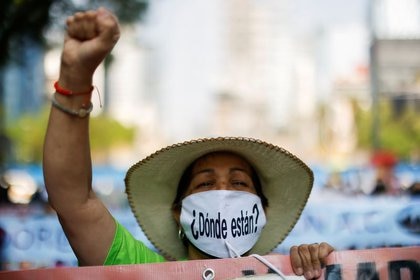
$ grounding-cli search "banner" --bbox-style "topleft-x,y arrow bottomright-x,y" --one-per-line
278,196 -> 420,253
0,247 -> 418,280
0,197 -> 419,270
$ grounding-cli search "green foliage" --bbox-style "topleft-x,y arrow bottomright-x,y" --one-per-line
0,0 -> 148,65
6,107 -> 50,163
90,114 -> 135,152
353,101 -> 372,148
6,107 -> 135,163
354,99 -> 420,160
0,0 -> 147,164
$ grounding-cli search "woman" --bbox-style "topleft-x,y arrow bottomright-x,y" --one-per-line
43,8 -> 333,279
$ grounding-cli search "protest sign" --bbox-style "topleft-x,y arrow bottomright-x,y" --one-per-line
0,246 -> 418,280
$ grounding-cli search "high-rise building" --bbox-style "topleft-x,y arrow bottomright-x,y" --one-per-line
216,0 -> 295,134
370,0 -> 420,114
2,38 -> 44,125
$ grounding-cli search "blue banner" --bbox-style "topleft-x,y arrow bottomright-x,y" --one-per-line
0,196 -> 418,270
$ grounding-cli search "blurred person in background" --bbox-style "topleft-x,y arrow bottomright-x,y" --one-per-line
407,182 -> 420,196
42,7 -> 334,279
370,150 -> 402,196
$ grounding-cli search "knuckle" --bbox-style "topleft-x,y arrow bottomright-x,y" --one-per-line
74,12 -> 85,20
320,242 -> 331,249
298,244 -> 309,252
66,16 -> 74,24
309,243 -> 318,253
320,242 -> 333,253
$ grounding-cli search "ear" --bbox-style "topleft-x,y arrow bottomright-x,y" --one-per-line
172,206 -> 181,226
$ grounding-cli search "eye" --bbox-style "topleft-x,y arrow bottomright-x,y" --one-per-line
195,180 -> 215,189
231,180 -> 249,187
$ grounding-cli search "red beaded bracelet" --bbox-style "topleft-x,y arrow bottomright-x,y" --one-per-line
54,81 -> 94,96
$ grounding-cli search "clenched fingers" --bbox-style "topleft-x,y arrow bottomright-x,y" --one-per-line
290,242 -> 334,279
66,10 -> 98,41
95,7 -> 120,45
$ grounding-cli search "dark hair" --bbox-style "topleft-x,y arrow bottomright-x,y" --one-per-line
171,152 -> 269,212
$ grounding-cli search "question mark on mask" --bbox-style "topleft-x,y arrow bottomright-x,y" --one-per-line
253,203 -> 259,232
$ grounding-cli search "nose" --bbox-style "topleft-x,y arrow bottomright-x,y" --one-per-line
214,179 -> 232,191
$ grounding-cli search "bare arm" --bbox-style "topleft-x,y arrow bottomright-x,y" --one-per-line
43,8 -> 120,266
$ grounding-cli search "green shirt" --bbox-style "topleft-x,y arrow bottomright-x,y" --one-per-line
104,220 -> 166,265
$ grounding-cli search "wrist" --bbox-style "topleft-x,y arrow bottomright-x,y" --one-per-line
58,62 -> 94,92
54,81 -> 94,96
54,91 -> 92,105
53,80 -> 93,109
53,77 -> 94,111
57,73 -> 93,93
51,93 -> 93,118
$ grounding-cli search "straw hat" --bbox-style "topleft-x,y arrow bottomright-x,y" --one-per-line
125,137 -> 313,260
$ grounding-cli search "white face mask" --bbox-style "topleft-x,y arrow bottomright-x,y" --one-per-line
180,190 -> 266,258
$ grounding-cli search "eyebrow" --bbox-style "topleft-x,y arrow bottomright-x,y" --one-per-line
192,167 -> 251,177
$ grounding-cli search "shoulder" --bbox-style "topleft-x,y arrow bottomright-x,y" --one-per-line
104,220 -> 166,265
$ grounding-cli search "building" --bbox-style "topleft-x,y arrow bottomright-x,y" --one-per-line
2,37 -> 44,125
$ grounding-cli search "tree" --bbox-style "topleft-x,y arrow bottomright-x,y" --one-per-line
0,0 -> 148,167
6,106 -> 135,163
354,98 -> 420,160
0,0 -> 148,64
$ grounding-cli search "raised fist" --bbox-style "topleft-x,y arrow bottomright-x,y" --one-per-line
59,7 -> 120,89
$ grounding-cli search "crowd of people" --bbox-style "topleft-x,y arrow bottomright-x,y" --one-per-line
322,153 -> 419,197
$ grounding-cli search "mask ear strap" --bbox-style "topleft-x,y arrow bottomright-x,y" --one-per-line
225,240 -> 241,258
224,242 -> 289,279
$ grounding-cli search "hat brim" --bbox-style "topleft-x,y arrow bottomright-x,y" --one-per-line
125,137 -> 313,260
